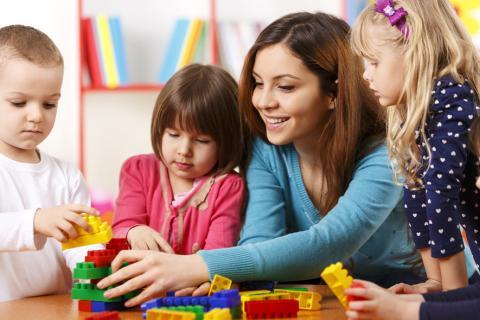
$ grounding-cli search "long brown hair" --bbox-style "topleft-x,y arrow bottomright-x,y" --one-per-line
151,64 -> 248,176
239,12 -> 385,213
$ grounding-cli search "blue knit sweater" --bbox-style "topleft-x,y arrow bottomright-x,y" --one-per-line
199,139 -> 418,282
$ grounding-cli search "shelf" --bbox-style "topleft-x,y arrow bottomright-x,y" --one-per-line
82,84 -> 164,93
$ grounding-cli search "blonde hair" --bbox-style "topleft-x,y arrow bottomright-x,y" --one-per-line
351,0 -> 480,187
0,25 -> 63,67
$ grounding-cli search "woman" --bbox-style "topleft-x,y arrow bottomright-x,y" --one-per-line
97,12 -> 421,306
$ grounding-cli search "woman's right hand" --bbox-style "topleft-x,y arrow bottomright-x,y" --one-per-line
97,250 -> 210,306
127,225 -> 174,253
388,279 -> 442,294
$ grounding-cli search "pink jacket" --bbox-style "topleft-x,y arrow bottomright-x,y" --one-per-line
113,154 -> 245,254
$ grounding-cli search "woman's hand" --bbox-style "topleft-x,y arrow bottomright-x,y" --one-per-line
345,280 -> 422,320
127,225 -> 174,253
174,282 -> 211,297
96,250 -> 209,307
389,279 -> 442,294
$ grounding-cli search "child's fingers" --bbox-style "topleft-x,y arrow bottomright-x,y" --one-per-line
67,204 -> 100,215
345,310 -> 372,320
192,282 -> 210,296
65,211 -> 92,233
52,228 -> 68,242
175,287 -> 196,296
348,300 -> 377,312
153,233 -> 174,254
145,237 -> 162,251
58,220 -> 78,239
389,282 -> 410,293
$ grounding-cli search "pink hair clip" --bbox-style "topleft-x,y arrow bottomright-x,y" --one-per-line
375,0 -> 410,38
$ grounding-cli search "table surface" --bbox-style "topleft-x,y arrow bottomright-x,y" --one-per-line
0,285 -> 346,319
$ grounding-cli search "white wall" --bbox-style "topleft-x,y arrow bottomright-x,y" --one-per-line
3,0 -> 343,196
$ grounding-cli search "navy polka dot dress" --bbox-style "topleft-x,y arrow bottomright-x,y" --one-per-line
404,75 -> 480,270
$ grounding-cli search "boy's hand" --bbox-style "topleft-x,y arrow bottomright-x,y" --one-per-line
389,279 -> 442,294
127,225 -> 174,253
33,204 -> 99,242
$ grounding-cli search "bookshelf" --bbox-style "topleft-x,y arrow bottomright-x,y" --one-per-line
78,0 -> 348,194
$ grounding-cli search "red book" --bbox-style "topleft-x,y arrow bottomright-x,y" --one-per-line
82,17 -> 103,87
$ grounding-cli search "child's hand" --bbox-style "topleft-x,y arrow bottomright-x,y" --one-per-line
389,279 -> 442,294
33,204 -> 99,242
345,280 -> 421,320
174,282 -> 211,297
127,225 -> 174,253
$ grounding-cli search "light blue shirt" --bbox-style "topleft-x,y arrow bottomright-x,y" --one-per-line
199,138 -> 418,282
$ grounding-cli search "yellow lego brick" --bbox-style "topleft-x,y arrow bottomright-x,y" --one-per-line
320,262 -> 353,309
146,308 -> 196,320
240,292 -> 291,312
208,274 -> 232,296
239,290 -> 271,296
61,213 -> 112,250
204,308 -> 231,320
274,289 -> 322,310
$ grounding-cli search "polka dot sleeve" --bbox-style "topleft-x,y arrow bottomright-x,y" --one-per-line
406,77 -> 477,258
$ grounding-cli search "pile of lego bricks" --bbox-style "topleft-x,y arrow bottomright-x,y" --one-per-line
71,238 -> 138,313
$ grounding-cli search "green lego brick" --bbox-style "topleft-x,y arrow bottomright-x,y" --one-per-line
73,262 -> 111,279
159,306 -> 204,320
276,287 -> 308,291
71,283 -> 122,302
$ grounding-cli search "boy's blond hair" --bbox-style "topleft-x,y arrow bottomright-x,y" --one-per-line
0,24 -> 63,67
351,0 -> 480,187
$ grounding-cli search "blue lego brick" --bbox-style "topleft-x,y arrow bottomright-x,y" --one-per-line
91,300 -> 127,312
239,281 -> 276,292
210,289 -> 241,309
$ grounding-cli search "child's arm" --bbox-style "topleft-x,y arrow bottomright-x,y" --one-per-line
112,156 -> 150,237
202,174 -> 245,250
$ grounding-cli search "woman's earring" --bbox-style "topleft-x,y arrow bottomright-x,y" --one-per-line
329,98 -> 336,110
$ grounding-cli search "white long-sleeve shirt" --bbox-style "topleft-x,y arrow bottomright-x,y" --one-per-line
0,151 -> 102,302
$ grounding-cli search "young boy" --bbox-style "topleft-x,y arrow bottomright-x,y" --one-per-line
0,25 -> 102,302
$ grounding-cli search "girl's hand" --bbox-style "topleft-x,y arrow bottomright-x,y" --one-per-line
389,279 -> 442,294
127,225 -> 174,253
96,250 -> 210,307
33,204 -> 99,242
174,282 -> 211,297
345,280 -> 421,320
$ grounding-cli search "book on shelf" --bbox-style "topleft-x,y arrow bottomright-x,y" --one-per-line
82,15 -> 129,88
158,18 -> 211,84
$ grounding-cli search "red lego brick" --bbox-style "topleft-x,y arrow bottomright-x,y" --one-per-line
346,283 -> 367,303
85,249 -> 118,267
84,311 -> 120,320
105,238 -> 129,253
78,300 -> 92,312
245,299 -> 299,318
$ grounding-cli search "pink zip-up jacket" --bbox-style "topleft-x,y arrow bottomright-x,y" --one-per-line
113,154 -> 245,254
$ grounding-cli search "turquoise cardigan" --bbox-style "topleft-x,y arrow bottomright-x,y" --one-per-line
199,138 -> 418,282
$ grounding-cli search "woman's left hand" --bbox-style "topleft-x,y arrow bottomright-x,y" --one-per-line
96,250 -> 210,307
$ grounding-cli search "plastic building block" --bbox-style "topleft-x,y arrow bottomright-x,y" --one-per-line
239,281 -> 275,292
84,311 -> 120,320
204,308 -> 232,320
62,213 -> 112,250
275,287 -> 308,291
146,309 -> 196,320
154,306 -> 204,320
85,249 -> 118,267
78,300 -> 92,312
72,283 -> 121,302
240,292 -> 291,312
73,262 -> 111,279
208,274 -> 232,296
320,262 -> 353,308
106,238 -> 130,253
210,289 -> 241,309
244,299 -> 299,319
91,300 -> 128,312
239,290 -> 271,296
274,289 -> 322,310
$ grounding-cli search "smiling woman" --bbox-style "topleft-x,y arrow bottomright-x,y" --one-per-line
97,12 -> 423,308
